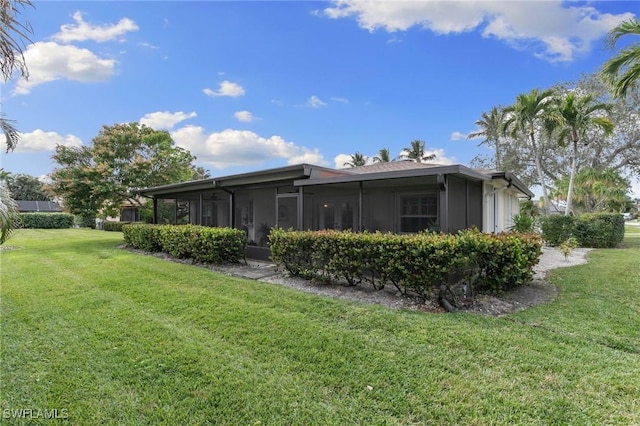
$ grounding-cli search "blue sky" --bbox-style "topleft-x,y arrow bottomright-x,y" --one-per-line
0,1 -> 637,194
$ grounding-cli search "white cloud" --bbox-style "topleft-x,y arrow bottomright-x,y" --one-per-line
323,1 -> 634,62
140,111 -> 197,130
450,131 -> 467,141
331,97 -> 349,104
306,95 -> 327,108
53,11 -> 138,43
203,80 -> 245,97
14,41 -> 116,94
171,126 -> 327,169
11,129 -> 83,153
234,110 -> 256,122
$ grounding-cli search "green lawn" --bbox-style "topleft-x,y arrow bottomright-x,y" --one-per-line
1,229 -> 639,424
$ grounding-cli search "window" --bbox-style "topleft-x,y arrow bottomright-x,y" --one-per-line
399,194 -> 437,233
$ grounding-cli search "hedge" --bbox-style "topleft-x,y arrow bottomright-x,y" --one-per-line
573,213 -> 625,248
269,228 -> 542,298
19,213 -> 74,229
122,224 -> 246,264
102,221 -> 131,232
540,213 -> 625,248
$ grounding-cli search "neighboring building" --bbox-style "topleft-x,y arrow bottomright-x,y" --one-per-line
17,200 -> 63,213
139,162 -> 532,241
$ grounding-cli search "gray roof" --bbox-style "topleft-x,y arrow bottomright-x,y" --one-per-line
17,200 -> 63,213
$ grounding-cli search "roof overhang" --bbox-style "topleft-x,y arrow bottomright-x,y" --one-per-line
488,171 -> 534,198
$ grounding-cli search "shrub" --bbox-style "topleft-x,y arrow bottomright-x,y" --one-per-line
102,221 -> 131,232
122,224 -> 163,252
573,213 -> 624,248
19,213 -> 74,229
75,215 -> 96,229
122,224 -> 246,264
509,214 -> 535,233
540,215 -> 575,246
269,228 -> 542,298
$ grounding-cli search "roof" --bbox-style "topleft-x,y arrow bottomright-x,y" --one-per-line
294,163 -> 491,187
341,161 -> 440,175
138,161 -> 533,199
139,163 -> 341,197
17,200 -> 63,213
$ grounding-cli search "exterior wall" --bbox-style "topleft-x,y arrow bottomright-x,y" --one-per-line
483,182 -> 522,233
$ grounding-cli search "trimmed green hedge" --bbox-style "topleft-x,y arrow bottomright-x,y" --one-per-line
19,213 -> 74,229
269,228 -> 542,297
540,213 -> 625,248
102,221 -> 131,232
573,213 -> 625,248
123,224 -> 246,264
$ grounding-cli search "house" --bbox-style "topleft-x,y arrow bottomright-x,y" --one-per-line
139,162 -> 532,243
17,200 -> 63,213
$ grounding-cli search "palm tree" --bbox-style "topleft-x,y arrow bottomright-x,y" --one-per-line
601,18 -> 640,99
502,88 -> 556,215
343,152 -> 367,167
1,0 -> 34,152
546,92 -> 614,216
0,181 -> 20,245
373,147 -> 391,163
468,106 -> 505,169
401,140 -> 435,163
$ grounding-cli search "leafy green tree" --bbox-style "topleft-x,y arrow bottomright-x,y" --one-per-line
373,147 -> 391,163
400,140 -> 435,163
502,88 -> 556,215
552,168 -> 631,213
51,123 -> 196,219
601,18 -> 640,99
545,93 -> 614,216
0,0 -> 34,152
343,152 -> 367,167
0,181 -> 20,245
7,173 -> 52,200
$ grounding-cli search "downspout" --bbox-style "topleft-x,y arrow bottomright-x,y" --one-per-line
297,186 -> 304,230
358,181 -> 363,231
437,174 -> 448,233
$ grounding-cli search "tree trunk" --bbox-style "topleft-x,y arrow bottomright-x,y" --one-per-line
530,130 -> 551,215
565,140 -> 578,216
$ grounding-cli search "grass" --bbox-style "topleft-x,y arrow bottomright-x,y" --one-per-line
1,229 -> 639,424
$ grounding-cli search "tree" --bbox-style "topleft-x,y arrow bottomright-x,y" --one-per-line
51,123 -> 196,219
0,181 -> 20,245
601,18 -> 640,99
373,147 -> 391,163
468,106 -> 506,169
502,88 -> 556,215
546,92 -> 614,216
0,0 -> 34,152
552,168 -> 631,213
191,166 -> 211,180
7,173 -> 52,200
400,140 -> 435,162
343,152 -> 367,167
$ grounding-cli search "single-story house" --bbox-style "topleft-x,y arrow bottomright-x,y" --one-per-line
17,200 -> 63,213
139,161 -> 532,243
